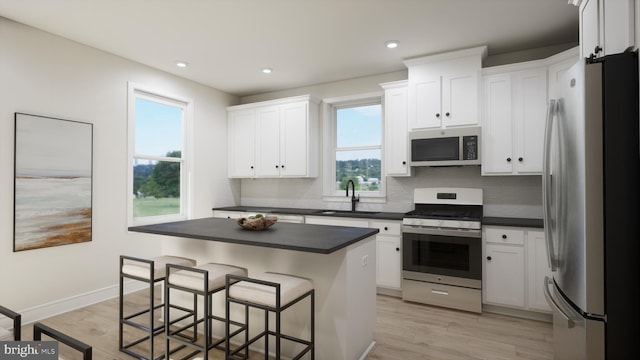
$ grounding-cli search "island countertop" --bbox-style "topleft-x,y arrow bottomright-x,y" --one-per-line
128,217 -> 379,254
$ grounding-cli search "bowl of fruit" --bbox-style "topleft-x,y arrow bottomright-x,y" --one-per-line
236,213 -> 278,230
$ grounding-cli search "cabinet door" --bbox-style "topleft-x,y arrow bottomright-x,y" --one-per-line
384,84 -> 410,176
280,101 -> 309,177
514,68 -> 547,174
484,243 -> 525,308
376,235 -> 401,289
527,230 -> 552,312
443,73 -> 478,127
413,76 -> 442,129
580,0 -> 601,59
255,106 -> 281,177
228,109 -> 256,177
603,0 -> 634,55
481,73 -> 513,175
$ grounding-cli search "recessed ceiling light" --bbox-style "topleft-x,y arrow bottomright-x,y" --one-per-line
262,67 -> 273,74
385,40 -> 399,49
176,61 -> 188,68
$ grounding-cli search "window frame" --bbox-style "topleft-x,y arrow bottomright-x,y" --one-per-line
322,92 -> 386,203
127,82 -> 193,226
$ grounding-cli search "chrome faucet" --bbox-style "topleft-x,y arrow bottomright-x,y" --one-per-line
345,179 -> 360,212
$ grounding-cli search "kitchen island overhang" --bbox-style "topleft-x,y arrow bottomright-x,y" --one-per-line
128,217 -> 379,360
128,216 -> 379,254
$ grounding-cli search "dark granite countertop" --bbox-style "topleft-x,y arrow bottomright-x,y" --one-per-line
212,206 -> 405,221
128,217 -> 379,254
482,217 -> 544,228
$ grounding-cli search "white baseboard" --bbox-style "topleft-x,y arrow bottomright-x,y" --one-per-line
17,280 -> 148,325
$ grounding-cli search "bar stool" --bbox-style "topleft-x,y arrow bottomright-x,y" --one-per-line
225,272 -> 314,360
165,262 -> 247,360
119,255 -> 196,360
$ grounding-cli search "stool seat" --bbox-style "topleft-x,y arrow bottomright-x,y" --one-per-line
229,272 -> 313,308
169,263 -> 247,291
122,255 -> 195,280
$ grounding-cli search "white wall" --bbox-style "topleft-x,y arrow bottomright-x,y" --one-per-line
0,18 -> 238,322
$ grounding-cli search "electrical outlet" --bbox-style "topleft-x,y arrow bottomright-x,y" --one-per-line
362,254 -> 368,267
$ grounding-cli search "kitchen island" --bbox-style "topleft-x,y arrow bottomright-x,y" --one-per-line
129,217 -> 379,360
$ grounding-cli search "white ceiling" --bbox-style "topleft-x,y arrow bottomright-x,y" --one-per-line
0,0 -> 578,97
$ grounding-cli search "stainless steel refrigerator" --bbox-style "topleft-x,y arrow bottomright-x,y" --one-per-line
542,51 -> 639,359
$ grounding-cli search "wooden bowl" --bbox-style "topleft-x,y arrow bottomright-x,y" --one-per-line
236,215 -> 278,230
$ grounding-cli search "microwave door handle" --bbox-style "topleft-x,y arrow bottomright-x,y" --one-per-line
542,99 -> 557,271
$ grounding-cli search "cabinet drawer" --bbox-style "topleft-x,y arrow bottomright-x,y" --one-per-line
370,221 -> 401,235
485,228 -> 524,245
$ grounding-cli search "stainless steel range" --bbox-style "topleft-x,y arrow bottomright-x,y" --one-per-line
402,187 -> 483,313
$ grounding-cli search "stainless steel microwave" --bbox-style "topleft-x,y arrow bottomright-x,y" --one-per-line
409,126 -> 481,166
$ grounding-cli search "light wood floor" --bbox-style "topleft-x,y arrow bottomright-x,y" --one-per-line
19,293 -> 552,360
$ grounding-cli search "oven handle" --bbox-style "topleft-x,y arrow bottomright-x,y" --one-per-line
402,225 -> 481,238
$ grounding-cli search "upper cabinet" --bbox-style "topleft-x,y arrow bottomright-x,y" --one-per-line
381,80 -> 410,177
481,48 -> 579,176
404,46 -> 487,130
578,0 -> 635,59
227,95 -> 319,178
481,63 -> 548,175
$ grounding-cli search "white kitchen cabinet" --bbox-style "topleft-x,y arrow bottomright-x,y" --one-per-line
578,0 -> 635,59
212,210 -> 244,219
547,47 -> 580,101
306,216 -> 403,291
404,46 -> 486,130
304,216 -> 369,228
481,64 -> 547,175
381,80 -> 410,177
227,109 -> 257,178
484,228 -> 526,308
227,95 -> 319,178
527,230 -> 552,312
483,225 -> 551,314
370,221 -> 402,290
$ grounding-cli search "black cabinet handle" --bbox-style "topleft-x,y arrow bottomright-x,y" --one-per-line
506,157 -> 512,162
402,161 -> 406,165
250,166 -> 254,169
281,165 -> 284,168
275,165 -> 279,168
435,113 -> 440,118
384,227 -> 388,231
518,157 -> 523,162
594,45 -> 602,54
445,112 -> 450,117
502,234 -> 507,239
487,256 -> 492,261
396,247 -> 400,252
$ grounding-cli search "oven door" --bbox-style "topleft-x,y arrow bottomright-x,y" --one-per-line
402,226 -> 482,280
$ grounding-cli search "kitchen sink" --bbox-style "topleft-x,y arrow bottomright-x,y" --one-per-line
314,210 -> 380,215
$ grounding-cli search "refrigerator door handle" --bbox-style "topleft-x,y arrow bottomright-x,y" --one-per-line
543,276 -> 575,328
542,99 -> 557,271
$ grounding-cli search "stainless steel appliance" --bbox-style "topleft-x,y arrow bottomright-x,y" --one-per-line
542,51 -> 639,359
409,126 -> 480,166
402,187 -> 483,313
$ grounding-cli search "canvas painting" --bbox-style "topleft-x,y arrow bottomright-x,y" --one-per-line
14,113 -> 93,252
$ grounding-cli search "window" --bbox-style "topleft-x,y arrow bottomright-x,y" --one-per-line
128,84 -> 192,225
324,94 -> 384,199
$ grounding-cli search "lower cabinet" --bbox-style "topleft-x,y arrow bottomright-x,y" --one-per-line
305,216 -> 402,291
483,226 -> 551,314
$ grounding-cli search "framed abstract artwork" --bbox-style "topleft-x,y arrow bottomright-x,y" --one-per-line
13,113 -> 93,252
